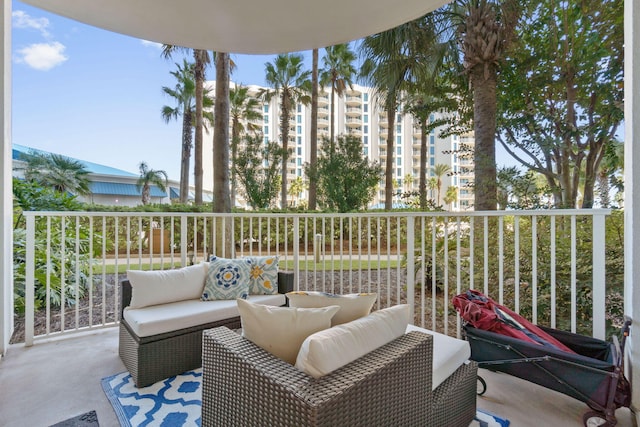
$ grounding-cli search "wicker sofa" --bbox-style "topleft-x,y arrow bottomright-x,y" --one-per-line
202,326 -> 478,427
119,270 -> 294,387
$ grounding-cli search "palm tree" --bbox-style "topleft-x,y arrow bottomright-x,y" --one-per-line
359,20 -> 433,210
308,48 -> 319,210
444,185 -> 458,210
136,162 -> 168,205
447,0 -> 520,210
289,176 -> 307,207
320,44 -> 357,150
230,84 -> 262,207
433,163 -> 451,206
20,151 -> 91,196
262,53 -> 312,209
162,46 -> 211,205
161,59 -> 196,204
404,173 -> 414,192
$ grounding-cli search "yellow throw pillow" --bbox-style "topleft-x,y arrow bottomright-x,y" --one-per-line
286,291 -> 377,326
237,298 -> 339,364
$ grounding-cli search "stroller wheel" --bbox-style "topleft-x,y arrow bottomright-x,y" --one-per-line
583,411 -> 616,427
477,376 -> 487,396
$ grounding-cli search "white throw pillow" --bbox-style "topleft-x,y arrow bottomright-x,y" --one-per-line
127,263 -> 207,309
295,304 -> 410,378
237,298 -> 340,365
286,291 -> 377,326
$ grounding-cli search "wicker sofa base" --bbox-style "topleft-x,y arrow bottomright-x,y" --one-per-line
119,316 -> 241,388
202,326 -> 478,427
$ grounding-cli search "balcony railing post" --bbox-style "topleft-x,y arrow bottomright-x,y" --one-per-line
25,214 -> 35,346
592,213 -> 606,340
293,217 -> 300,290
180,215 -> 188,267
406,216 -> 415,323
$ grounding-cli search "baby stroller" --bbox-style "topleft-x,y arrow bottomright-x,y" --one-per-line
452,290 -> 631,427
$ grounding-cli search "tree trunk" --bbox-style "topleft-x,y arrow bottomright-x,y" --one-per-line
385,101 -> 396,210
280,91 -> 290,210
330,83 -> 336,153
213,52 -> 232,257
309,48 -> 318,210
470,66 -> 497,211
231,118 -> 239,208
419,120 -> 427,210
180,110 -> 192,204
194,50 -> 205,205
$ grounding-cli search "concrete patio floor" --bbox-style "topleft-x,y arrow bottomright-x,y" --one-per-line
0,327 -> 635,427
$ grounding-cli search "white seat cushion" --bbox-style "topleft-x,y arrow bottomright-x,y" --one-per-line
405,324 -> 471,390
286,291 -> 378,325
123,294 -> 285,337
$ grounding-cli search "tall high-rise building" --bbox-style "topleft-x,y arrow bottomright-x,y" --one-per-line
204,82 -> 475,211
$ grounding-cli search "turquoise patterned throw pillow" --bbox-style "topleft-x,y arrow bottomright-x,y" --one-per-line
201,256 -> 250,301
245,255 -> 279,295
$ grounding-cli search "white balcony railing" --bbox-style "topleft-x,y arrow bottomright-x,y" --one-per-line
20,210 -> 612,345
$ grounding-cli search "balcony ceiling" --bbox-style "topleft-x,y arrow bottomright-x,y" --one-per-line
20,0 -> 450,54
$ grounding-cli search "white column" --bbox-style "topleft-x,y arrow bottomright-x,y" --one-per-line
624,0 -> 640,420
0,0 -> 13,358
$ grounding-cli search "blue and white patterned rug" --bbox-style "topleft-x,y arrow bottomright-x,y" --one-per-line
102,369 -> 509,426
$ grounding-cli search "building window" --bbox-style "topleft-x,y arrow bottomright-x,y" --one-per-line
297,136 -> 302,145
297,125 -> 302,134
364,147 -> 368,155
396,135 -> 401,145
430,146 -> 435,155
396,124 -> 401,133
264,125 -> 269,134
397,146 -> 401,155
430,135 -> 435,145
264,115 -> 269,123
364,104 -> 368,112
297,158 -> 302,166
364,115 -> 368,123
297,104 -> 302,113
297,147 -> 301,155
430,158 -> 435,166
396,114 -> 401,122
397,168 -> 402,176
397,157 -> 401,166
264,105 -> 269,113
364,135 -> 368,145
297,115 -> 302,123
364,125 -> 368,134
264,136 -> 268,144
364,93 -> 369,102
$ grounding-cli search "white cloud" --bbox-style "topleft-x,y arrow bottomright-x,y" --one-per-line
15,42 -> 68,71
12,10 -> 51,38
141,40 -> 163,50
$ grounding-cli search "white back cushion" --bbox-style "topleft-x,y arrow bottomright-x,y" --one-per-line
237,298 -> 340,365
295,304 -> 410,378
286,291 -> 377,325
127,263 -> 207,309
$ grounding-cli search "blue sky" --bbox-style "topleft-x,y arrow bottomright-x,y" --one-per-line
11,1 -> 301,181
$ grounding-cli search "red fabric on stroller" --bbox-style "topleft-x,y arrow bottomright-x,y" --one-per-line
452,289 -> 576,354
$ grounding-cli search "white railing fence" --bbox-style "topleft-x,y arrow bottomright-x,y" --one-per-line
19,209 -> 614,345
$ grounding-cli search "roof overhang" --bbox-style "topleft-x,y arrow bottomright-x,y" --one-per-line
20,0 -> 450,54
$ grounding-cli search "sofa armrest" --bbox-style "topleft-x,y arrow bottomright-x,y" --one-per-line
277,270 -> 294,294
202,328 -> 433,426
120,279 -> 132,320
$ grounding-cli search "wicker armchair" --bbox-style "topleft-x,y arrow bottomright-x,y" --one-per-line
202,327 -> 477,427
